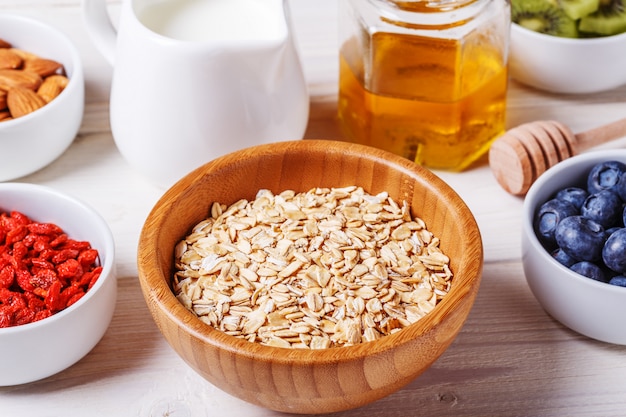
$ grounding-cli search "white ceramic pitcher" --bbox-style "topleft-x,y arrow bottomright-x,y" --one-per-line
82,0 -> 309,187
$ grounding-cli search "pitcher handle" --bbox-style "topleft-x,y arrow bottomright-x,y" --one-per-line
82,0 -> 117,65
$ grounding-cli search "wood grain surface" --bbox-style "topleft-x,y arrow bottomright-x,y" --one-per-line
1,0 -> 626,416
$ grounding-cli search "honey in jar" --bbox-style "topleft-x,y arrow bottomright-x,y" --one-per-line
338,0 -> 510,170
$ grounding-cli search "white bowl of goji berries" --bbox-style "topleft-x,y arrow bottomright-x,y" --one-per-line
0,183 -> 116,386
0,14 -> 84,182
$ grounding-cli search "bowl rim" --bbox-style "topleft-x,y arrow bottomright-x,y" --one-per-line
0,182 -> 116,335
511,21 -> 626,44
523,149 -> 626,294
138,139 -> 484,364
0,13 -> 84,129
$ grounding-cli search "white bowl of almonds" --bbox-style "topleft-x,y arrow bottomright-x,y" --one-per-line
0,14 -> 84,181
137,140 -> 483,414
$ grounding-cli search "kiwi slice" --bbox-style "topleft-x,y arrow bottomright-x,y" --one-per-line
512,0 -> 579,37
559,0 -> 600,20
579,0 -> 626,35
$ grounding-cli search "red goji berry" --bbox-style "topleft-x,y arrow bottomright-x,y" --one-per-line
15,269 -> 35,292
52,249 -> 79,265
77,248 -> 99,268
27,222 -> 63,237
11,241 -> 28,266
48,233 -> 68,248
44,280 -> 64,313
32,235 -> 52,253
34,309 -> 52,322
24,292 -> 45,313
32,287 -> 47,298
37,248 -> 56,262
20,233 -> 38,248
0,254 -> 10,269
0,264 -> 15,289
0,288 -> 26,311
88,266 -> 103,290
14,308 -> 35,326
30,258 -> 54,270
61,284 -> 82,298
31,267 -> 58,290
10,211 -> 31,226
5,225 -> 27,245
62,284 -> 85,305
66,291 -> 85,307
1,214 -> 17,232
76,269 -> 95,287
60,240 -> 91,252
57,258 -> 83,280
77,266 -> 102,289
13,293 -> 26,311
0,306 -> 13,327
0,287 -> 14,304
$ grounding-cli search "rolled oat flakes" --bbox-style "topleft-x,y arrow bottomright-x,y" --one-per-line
173,186 -> 452,349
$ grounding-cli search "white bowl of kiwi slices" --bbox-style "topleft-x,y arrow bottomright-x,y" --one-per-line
510,0 -> 626,94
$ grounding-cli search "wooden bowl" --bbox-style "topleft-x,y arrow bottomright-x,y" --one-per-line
137,140 -> 483,414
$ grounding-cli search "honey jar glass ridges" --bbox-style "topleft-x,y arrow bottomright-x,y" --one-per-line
338,0 -> 510,171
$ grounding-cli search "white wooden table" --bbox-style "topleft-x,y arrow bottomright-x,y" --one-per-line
2,1 -> 626,416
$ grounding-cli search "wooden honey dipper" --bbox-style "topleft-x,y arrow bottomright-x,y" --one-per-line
489,117 -> 626,196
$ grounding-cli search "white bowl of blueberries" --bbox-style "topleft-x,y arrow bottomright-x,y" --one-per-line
523,150 -> 626,345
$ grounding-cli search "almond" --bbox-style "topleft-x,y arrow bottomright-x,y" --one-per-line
0,49 -> 23,70
0,44 -> 70,117
37,74 -> 69,102
0,69 -> 43,91
9,48 -> 38,61
7,86 -> 47,118
23,57 -> 64,77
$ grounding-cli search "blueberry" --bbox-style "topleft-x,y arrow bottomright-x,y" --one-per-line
570,261 -> 607,282
587,160 -> 626,194
608,275 -> 626,287
615,172 -> 626,202
534,199 -> 578,247
605,226 -> 621,239
551,248 -> 577,267
555,187 -> 588,210
555,215 -> 605,261
580,189 -> 624,228
602,228 -> 626,273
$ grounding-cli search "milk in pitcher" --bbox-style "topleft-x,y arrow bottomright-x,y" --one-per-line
138,0 -> 284,42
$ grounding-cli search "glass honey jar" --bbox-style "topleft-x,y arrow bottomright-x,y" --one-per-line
338,0 -> 510,171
